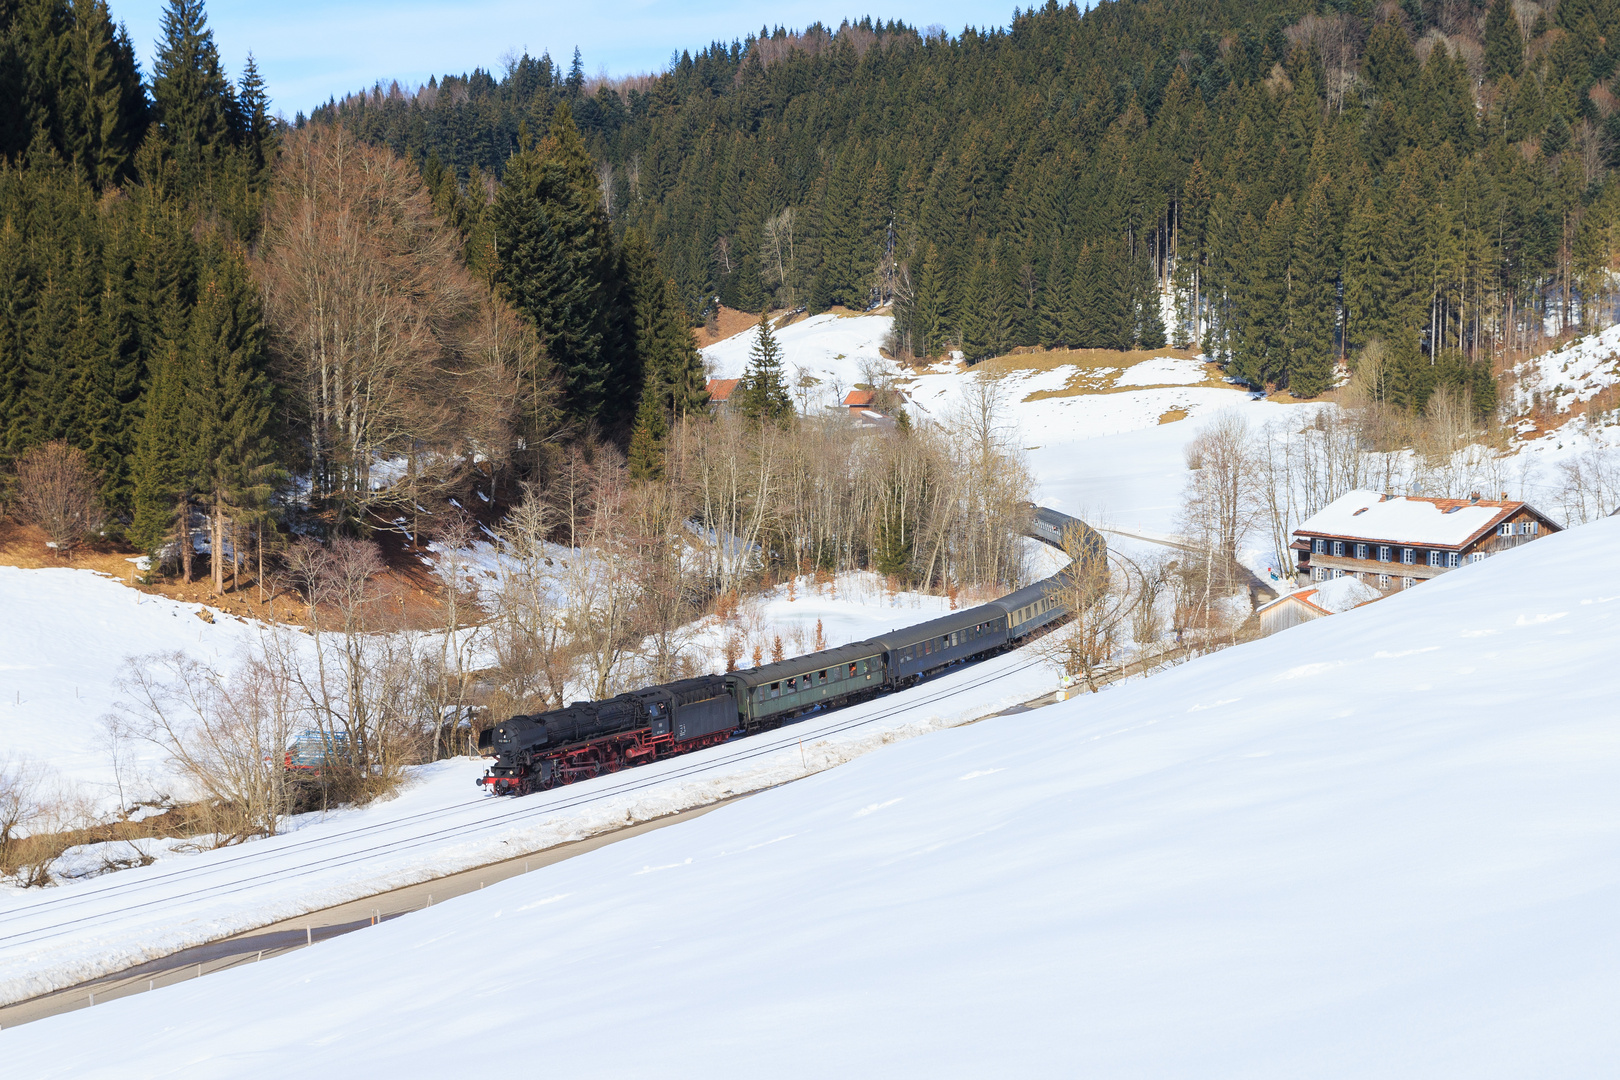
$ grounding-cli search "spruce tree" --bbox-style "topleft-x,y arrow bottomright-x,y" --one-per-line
185,249 -> 274,593
150,0 -> 236,178
1288,179 -> 1338,397
1485,0 -> 1524,81
491,103 -> 624,426
734,311 -> 791,423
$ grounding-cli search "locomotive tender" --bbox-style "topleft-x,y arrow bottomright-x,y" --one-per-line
477,507 -> 1101,796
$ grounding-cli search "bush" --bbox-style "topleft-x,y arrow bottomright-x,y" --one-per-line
13,441 -> 103,555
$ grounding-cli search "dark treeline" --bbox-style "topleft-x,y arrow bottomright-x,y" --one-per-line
1,0 -> 276,569
0,0 -> 711,576
321,0 -> 1620,411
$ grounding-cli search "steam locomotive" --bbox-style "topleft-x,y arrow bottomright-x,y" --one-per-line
476,507 -> 1099,796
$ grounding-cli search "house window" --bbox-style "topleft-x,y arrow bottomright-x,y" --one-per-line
1447,552 -> 1460,568
1378,574 -> 1391,588
1332,541 -> 1345,557
1427,550 -> 1443,567
1402,548 -> 1415,565
1470,552 -> 1486,564
1522,521 -> 1538,535
1498,522 -> 1513,537
1313,538 -> 1326,555
1402,577 -> 1416,589
1332,568 -> 1344,579
1314,566 -> 1328,582
1378,546 -> 1391,562
1355,543 -> 1368,559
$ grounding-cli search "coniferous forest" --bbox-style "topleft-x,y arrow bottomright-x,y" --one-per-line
5,0 -> 1620,566
324,0 -> 1620,412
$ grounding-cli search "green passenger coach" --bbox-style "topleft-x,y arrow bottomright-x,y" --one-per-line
725,641 -> 887,730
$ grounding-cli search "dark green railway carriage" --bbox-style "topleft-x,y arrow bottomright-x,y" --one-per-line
725,642 -> 887,731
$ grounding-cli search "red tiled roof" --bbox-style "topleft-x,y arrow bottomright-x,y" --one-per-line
705,378 -> 741,402
843,389 -> 875,408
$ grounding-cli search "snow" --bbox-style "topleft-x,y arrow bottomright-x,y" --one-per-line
1112,353 -> 1208,386
702,312 -> 895,409
6,516 -> 1618,1075
1509,323 -> 1620,415
0,567 -> 271,813
1298,489 -> 1507,547
1304,575 -> 1382,613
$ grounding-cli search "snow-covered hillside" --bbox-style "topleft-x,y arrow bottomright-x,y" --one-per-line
7,512 -> 1616,1076
703,311 -> 892,408
0,567 -> 265,810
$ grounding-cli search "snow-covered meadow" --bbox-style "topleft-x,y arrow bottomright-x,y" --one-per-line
0,567 -> 268,812
6,504 -> 1616,1076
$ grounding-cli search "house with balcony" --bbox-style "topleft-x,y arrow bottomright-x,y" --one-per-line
1292,489 -> 1561,590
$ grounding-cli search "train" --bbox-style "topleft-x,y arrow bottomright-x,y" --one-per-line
476,506 -> 1102,796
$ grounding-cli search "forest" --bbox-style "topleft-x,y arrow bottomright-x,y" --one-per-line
5,0 -> 1620,580
323,0 -> 1620,412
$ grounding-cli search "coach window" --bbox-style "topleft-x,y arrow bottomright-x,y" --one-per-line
770,682 -> 781,699
848,663 -> 858,678
819,669 -> 828,684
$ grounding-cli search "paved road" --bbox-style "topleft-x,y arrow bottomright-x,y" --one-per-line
0,797 -> 743,1030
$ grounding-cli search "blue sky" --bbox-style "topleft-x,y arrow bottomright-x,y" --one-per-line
113,1 -> 1024,116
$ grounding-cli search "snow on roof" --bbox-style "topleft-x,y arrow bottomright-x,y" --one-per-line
1296,489 -> 1514,548
1311,575 -> 1383,613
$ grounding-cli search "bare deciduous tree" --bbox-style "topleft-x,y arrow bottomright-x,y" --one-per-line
115,651 -> 299,842
256,126 -> 546,532
13,441 -> 102,555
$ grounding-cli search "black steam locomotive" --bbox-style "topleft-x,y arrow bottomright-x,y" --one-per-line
477,507 -> 1100,796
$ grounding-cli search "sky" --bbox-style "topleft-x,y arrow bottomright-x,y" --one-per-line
112,1 -> 1025,117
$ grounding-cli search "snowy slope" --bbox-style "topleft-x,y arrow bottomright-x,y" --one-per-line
0,567 -> 269,810
5,516 -> 1616,1076
702,312 -> 893,408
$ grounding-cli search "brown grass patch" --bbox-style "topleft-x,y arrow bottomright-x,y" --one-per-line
0,514 -> 450,629
965,346 -> 1237,401
692,304 -> 764,349
1158,408 -> 1189,424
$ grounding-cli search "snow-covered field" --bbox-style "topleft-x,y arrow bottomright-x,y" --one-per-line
0,568 -> 267,811
6,510 -> 1616,1076
1509,322 -> 1620,414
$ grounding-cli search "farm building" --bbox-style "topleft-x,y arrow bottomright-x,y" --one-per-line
1292,489 -> 1560,589
1255,576 -> 1382,637
704,378 -> 740,411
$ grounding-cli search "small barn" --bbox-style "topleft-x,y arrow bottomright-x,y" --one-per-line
842,389 -> 876,410
1255,576 -> 1382,637
704,378 -> 740,411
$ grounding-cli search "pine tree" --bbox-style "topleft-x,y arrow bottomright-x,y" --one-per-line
1288,178 -> 1338,397
491,103 -> 625,426
1484,0 -> 1524,82
185,248 -> 274,594
150,0 -> 236,178
236,52 -> 273,177
733,311 -> 791,423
